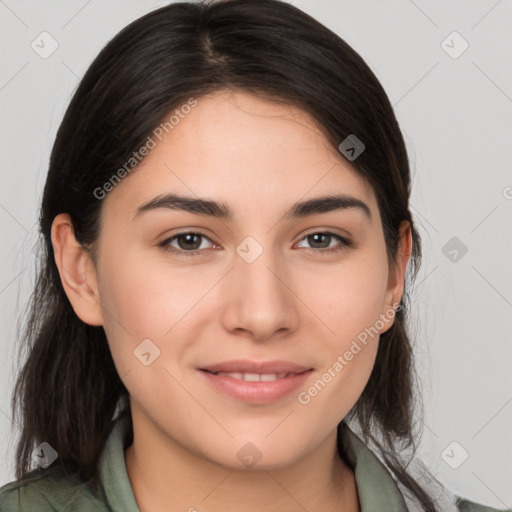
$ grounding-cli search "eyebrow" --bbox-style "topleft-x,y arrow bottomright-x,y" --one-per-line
133,193 -> 372,222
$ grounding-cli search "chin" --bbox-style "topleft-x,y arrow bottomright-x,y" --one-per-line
198,432 -> 312,471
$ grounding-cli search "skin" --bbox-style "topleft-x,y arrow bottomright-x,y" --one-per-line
51,90 -> 411,512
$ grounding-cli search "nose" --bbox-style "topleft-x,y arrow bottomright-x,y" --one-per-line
220,243 -> 300,342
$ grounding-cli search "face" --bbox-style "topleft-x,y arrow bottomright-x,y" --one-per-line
63,90 -> 405,469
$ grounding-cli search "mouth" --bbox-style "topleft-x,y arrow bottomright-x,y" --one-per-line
200,370 -> 306,382
197,360 -> 314,404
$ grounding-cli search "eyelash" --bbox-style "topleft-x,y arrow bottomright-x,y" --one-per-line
158,231 -> 353,257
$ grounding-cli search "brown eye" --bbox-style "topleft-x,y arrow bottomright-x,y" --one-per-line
296,231 -> 352,254
159,232 -> 214,256
174,233 -> 203,250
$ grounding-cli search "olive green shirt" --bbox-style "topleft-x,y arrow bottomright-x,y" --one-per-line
0,416 -> 508,511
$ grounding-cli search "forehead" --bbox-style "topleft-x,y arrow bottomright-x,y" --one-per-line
102,90 -> 377,221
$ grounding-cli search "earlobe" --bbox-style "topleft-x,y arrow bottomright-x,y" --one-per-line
50,213 -> 104,326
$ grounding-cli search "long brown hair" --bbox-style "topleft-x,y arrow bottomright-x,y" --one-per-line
10,0 -> 440,508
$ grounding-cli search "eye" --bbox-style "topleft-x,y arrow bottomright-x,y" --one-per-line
158,230 -> 353,257
295,231 -> 353,254
159,232 -> 215,257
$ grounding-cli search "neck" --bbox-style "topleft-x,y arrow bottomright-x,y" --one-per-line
124,414 -> 360,512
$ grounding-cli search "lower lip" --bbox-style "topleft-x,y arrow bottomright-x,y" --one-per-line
198,369 -> 313,404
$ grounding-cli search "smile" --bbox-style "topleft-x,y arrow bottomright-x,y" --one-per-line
205,371 -> 299,381
198,367 -> 313,404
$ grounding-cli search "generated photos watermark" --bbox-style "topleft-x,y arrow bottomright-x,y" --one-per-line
297,301 -> 402,405
93,97 -> 198,200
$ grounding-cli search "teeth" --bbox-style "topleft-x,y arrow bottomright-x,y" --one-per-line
215,372 -> 290,381
260,373 -> 279,381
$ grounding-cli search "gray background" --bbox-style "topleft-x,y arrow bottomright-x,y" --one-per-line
1,0 -> 511,508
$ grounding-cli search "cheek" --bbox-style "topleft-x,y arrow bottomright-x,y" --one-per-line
296,250 -> 389,343
295,262 -> 385,427
96,251 -> 198,376
97,246 -> 237,399
99,245 -> 205,331
291,248 -> 388,401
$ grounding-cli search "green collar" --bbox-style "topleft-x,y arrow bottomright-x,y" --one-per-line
338,422 -> 408,510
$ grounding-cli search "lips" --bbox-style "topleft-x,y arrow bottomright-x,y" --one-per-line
199,359 -> 312,375
197,359 -> 314,404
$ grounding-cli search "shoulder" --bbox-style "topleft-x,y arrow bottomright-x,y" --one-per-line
0,468 -> 108,512
456,496 -> 512,512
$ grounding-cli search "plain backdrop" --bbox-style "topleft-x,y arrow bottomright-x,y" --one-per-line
0,0 -> 511,508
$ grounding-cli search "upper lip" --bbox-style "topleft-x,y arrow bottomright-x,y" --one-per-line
199,359 -> 312,374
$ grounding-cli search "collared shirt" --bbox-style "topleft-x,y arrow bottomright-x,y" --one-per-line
0,415 -> 506,511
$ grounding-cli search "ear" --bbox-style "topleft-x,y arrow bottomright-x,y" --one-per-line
380,220 -> 412,334
51,213 -> 104,326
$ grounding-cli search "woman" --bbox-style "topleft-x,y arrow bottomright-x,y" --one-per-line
0,1 -> 508,511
